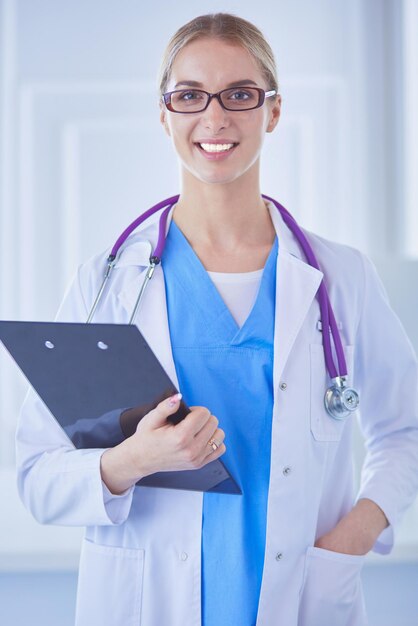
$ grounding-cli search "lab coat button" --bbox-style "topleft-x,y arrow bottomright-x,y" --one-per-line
275,552 -> 283,561
279,382 -> 287,391
180,552 -> 188,561
283,466 -> 292,476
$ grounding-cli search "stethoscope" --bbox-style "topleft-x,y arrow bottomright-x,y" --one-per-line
86,194 -> 360,421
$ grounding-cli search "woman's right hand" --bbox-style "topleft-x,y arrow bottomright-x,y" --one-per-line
100,394 -> 226,495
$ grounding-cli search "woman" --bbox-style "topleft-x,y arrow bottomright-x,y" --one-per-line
16,13 -> 418,626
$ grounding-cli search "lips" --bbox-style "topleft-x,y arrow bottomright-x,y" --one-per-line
199,142 -> 235,153
194,140 -> 239,156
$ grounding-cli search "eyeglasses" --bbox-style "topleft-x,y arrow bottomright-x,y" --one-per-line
162,87 -> 277,113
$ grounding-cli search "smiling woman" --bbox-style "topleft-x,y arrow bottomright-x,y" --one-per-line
159,36 -> 281,201
14,11 -> 418,626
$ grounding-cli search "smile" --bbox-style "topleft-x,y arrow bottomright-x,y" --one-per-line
197,142 -> 238,153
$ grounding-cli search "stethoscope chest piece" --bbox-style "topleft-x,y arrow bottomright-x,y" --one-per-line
324,377 -> 360,420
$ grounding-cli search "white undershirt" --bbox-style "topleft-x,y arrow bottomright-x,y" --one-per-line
207,269 -> 263,327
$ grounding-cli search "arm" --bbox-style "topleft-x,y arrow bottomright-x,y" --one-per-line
16,265 -> 133,526
316,254 -> 418,555
315,498 -> 388,555
16,264 -> 226,525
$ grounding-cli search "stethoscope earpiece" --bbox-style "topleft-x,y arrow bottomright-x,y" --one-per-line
324,377 -> 360,420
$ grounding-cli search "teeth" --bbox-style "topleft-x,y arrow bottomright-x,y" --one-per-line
199,143 -> 235,153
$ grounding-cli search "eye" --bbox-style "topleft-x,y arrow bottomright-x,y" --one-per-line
177,90 -> 204,101
228,89 -> 253,101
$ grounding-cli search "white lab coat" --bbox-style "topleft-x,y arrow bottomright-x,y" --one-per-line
16,203 -> 418,626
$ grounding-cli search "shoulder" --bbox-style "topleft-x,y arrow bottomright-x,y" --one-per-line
299,228 -> 386,313
78,215 -> 160,285
304,231 -> 388,312
298,230 -> 382,340
302,229 -> 366,283
60,214 -> 161,319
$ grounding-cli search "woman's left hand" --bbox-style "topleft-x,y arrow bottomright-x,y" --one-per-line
314,498 -> 389,556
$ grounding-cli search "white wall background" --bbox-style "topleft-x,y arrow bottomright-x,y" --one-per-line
0,0 -> 417,570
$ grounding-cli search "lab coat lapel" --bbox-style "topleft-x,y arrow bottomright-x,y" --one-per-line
267,203 -> 323,382
274,251 -> 322,382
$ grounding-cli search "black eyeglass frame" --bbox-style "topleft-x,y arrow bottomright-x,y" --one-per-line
162,87 -> 278,113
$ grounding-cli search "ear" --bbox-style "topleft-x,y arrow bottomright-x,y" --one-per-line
160,106 -> 171,137
266,95 -> 281,133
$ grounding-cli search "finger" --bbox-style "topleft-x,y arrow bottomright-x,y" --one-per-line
205,428 -> 225,455
193,413 -> 220,440
202,440 -> 227,464
194,422 -> 224,450
142,393 -> 183,429
176,406 -> 213,437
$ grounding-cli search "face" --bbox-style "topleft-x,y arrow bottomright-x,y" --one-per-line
160,38 -> 281,188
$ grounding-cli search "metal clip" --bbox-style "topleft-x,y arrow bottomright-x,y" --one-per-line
128,258 -> 160,325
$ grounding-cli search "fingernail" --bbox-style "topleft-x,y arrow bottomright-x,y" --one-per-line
168,393 -> 182,407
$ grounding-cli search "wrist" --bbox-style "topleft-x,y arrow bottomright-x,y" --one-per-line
100,439 -> 143,495
353,498 -> 389,543
315,498 -> 389,556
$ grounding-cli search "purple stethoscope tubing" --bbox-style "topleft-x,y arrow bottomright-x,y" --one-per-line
87,194 -> 347,380
85,198 -> 175,324
262,194 -> 347,380
109,195 -> 178,261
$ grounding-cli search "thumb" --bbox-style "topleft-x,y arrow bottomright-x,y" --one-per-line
144,393 -> 182,428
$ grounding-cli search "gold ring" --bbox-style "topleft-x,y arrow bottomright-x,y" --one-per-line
208,438 -> 219,451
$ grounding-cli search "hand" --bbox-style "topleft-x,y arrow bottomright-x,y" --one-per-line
314,498 -> 389,556
100,394 -> 226,495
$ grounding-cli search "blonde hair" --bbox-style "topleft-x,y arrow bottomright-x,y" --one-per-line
158,13 -> 279,96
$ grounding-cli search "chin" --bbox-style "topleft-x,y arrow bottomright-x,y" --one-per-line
190,166 -> 250,187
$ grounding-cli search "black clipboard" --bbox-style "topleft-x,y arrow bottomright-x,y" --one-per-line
0,320 -> 241,494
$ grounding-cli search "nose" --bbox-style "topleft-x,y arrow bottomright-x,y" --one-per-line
201,95 -> 229,130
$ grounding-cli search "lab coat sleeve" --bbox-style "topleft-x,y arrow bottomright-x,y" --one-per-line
354,254 -> 418,554
16,264 -> 135,527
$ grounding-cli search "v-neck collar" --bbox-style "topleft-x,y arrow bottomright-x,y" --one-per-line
162,221 -> 278,347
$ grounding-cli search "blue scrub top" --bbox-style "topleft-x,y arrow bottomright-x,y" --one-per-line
163,221 -> 278,626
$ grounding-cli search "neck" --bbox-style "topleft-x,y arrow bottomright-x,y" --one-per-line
171,168 -> 276,272
173,170 -> 275,253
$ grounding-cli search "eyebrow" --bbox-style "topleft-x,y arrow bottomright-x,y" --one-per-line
173,79 -> 258,90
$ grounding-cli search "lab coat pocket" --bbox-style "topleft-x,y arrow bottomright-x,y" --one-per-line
75,538 -> 145,626
310,343 -> 355,441
298,547 -> 367,626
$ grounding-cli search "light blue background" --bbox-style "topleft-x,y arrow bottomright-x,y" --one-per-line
1,0 -> 417,621
1,565 -> 418,626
